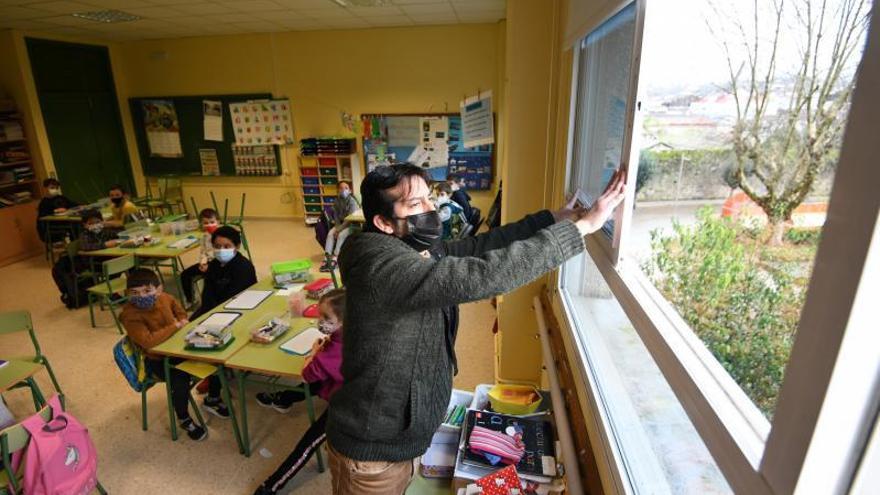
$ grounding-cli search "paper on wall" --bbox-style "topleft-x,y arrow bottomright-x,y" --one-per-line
203,100 -> 223,142
460,90 -> 494,148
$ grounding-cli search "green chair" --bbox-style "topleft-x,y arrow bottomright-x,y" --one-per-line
158,177 -> 186,216
0,396 -> 108,495
65,240 -> 97,309
210,191 -> 252,260
138,375 -> 207,437
86,255 -> 135,334
0,311 -> 63,396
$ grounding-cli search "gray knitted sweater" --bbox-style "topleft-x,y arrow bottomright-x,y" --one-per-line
327,213 -> 585,462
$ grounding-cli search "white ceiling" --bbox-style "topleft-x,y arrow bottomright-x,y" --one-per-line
0,0 -> 506,41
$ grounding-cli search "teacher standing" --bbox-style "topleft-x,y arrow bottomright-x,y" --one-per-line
327,163 -> 625,494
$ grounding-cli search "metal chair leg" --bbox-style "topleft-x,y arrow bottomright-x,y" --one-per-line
39,357 -> 63,395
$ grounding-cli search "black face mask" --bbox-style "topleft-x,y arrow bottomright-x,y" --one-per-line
395,211 -> 443,251
111,197 -> 124,206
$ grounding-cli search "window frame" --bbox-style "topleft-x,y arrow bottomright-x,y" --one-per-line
559,0 -> 880,493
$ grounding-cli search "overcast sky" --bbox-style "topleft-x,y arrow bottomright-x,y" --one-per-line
639,0 -> 868,94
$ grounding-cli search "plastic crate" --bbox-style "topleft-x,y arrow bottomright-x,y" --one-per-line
319,167 -> 338,176
438,389 -> 475,434
320,177 -> 338,185
303,186 -> 320,195
302,177 -> 319,186
323,196 -> 336,204
301,167 -> 319,176
304,195 -> 322,204
305,204 -> 323,214
318,157 -> 337,166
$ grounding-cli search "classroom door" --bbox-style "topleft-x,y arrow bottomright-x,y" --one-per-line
26,38 -> 133,203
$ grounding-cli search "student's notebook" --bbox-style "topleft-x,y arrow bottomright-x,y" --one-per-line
167,236 -> 199,249
279,327 -> 323,355
224,290 -> 273,310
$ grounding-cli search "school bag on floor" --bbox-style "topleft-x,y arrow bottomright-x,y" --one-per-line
15,395 -> 98,495
113,336 -> 148,392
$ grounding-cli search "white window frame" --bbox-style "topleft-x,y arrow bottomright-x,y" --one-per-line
559,1 -> 880,493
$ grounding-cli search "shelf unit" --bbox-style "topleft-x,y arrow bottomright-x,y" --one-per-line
299,154 -> 354,225
0,100 -> 42,267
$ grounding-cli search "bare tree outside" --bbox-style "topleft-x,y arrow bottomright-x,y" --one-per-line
707,0 -> 870,244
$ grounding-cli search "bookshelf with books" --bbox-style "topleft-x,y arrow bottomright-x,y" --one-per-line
0,99 -> 43,267
298,138 -> 356,225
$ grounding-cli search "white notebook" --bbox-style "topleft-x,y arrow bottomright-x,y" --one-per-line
279,327 -> 323,355
224,290 -> 273,310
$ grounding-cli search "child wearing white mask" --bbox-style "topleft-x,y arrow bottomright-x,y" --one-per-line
432,181 -> 469,240
37,178 -> 79,243
321,180 -> 360,272
190,225 -> 257,320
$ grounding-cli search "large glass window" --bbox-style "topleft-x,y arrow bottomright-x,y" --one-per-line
561,0 -> 874,492
627,0 -> 868,419
568,4 -> 637,238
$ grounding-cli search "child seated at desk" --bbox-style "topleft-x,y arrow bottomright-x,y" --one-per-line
119,268 -> 229,441
50,209 -> 120,308
190,225 -> 257,320
36,178 -> 78,242
78,208 -> 120,251
179,208 -> 220,306
106,183 -> 140,228
254,288 -> 346,495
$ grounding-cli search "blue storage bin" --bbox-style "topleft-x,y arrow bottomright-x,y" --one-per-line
303,186 -> 320,195
302,177 -> 319,185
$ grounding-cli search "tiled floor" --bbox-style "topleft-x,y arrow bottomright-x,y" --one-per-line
0,219 -> 496,494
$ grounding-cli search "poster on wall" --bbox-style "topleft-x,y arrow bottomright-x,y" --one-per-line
142,99 -> 183,158
199,148 -> 220,176
361,114 -> 494,189
229,99 -> 294,146
203,100 -> 223,142
460,91 -> 494,148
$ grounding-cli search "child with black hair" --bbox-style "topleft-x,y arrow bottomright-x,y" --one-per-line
253,289 -> 346,495
78,208 -> 120,251
50,209 -> 120,307
191,225 -> 257,320
107,183 -> 139,227
120,268 -> 230,441
36,178 -> 78,242
179,208 -> 220,305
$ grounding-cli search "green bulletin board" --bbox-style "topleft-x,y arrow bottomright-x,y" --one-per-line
129,93 -> 281,177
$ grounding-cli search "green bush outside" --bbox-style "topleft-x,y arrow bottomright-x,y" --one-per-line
642,208 -> 816,416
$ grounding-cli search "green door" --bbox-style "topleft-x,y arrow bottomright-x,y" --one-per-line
26,38 -> 133,204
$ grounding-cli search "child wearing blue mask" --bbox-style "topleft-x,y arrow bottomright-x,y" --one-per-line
191,225 -> 257,320
120,268 -> 230,441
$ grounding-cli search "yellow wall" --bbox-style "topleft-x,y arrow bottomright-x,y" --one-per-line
494,0 -> 568,384
115,24 -> 503,218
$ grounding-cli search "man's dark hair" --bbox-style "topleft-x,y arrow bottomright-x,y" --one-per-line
43,178 -> 60,188
446,173 -> 464,184
212,225 -> 241,246
109,184 -> 126,194
361,163 -> 430,233
199,208 -> 219,221
433,182 -> 452,195
320,288 -> 346,321
80,208 -> 103,224
127,268 -> 160,289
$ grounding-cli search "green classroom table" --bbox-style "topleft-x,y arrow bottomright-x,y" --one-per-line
82,232 -> 202,300
149,277 -> 325,456
0,359 -> 47,409
225,314 -> 324,461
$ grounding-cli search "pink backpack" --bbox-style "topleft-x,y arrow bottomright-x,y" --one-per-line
14,395 -> 98,495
